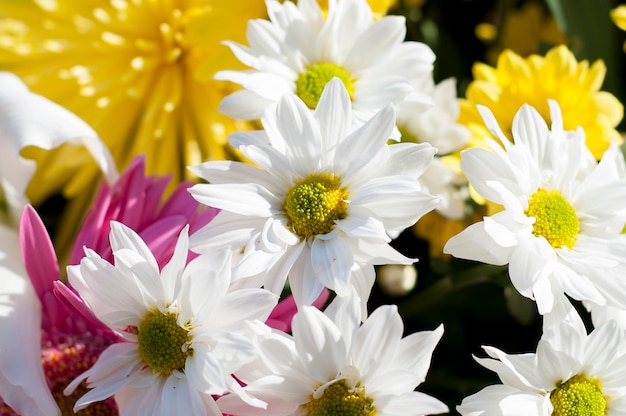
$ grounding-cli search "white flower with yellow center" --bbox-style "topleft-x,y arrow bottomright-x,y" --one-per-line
217,294 -> 448,416
188,78 -> 439,310
457,304 -> 626,415
64,222 -> 278,415
443,100 -> 626,315
215,0 -> 435,126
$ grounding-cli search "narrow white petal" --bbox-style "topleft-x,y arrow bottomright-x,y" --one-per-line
289,247 -> 326,306
444,221 -> 513,265
292,306 -> 347,382
311,236 -> 354,296
353,305 -> 403,380
314,78 -> 352,163
0,224 -> 58,416
457,384 -> 547,416
275,94 -> 323,176
188,183 -> 279,217
159,225 -> 189,302
217,89 -> 275,120
378,391 -> 448,416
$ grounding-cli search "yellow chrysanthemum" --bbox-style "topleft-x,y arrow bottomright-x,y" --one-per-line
611,5 -> 626,52
459,45 -> 623,160
475,0 -> 566,65
0,0 -> 268,204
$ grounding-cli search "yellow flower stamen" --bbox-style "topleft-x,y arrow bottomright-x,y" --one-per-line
137,310 -> 191,377
550,373 -> 607,416
296,63 -> 355,109
525,188 -> 580,249
301,380 -> 377,416
284,173 -> 349,238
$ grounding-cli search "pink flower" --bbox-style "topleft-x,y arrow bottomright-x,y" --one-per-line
70,155 -> 219,267
0,205 -> 122,416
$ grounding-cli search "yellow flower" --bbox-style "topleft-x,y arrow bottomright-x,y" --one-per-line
459,45 -> 623,160
475,0 -> 566,65
0,0 -> 267,204
611,5 -> 626,52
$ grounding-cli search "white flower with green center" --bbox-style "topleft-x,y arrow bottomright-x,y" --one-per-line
457,304 -> 626,415
64,222 -> 278,415
215,0 -> 435,128
216,295 -> 448,416
188,79 -> 439,311
443,100 -> 626,315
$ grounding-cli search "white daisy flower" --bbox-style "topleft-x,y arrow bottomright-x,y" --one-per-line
215,0 -> 435,127
64,222 -> 278,415
457,303 -> 626,415
217,294 -> 448,416
443,100 -> 626,315
188,78 -> 439,311
396,77 -> 471,220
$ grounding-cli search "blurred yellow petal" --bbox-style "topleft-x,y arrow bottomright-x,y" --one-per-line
0,0 -> 268,204
610,5 -> 626,31
318,0 -> 396,19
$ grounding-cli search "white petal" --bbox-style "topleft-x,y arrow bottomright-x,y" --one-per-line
215,288 -> 279,330
345,16 -> 406,69
289,247 -> 326,306
378,391 -> 448,416
188,183 -> 279,217
292,306 -> 347,382
314,78 -> 352,163
0,227 -> 58,416
311,236 -> 354,296
0,72 -> 118,185
186,344 -> 228,395
218,89 -> 276,120
457,384 -> 548,416
336,105 -> 395,180
274,94 -> 323,176
159,225 -> 189,302
353,305 -> 403,381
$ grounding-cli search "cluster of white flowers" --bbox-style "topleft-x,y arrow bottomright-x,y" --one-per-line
3,0 -> 626,415
444,101 -> 626,414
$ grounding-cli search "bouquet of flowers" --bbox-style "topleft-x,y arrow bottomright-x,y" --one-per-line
0,0 -> 625,415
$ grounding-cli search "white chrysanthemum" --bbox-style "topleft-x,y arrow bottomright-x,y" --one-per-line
217,294 -> 448,416
457,304 -> 626,415
188,79 -> 439,311
396,77 -> 471,220
64,222 -> 278,415
443,100 -> 626,315
215,0 -> 435,126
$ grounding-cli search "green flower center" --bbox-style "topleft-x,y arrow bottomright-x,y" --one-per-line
295,62 -> 355,109
301,380 -> 377,416
137,310 -> 191,377
550,373 -> 607,416
525,188 -> 580,249
284,173 -> 349,239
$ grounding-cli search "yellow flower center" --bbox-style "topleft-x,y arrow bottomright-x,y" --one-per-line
301,380 -> 377,416
550,373 -> 607,416
284,173 -> 349,238
525,189 -> 580,249
137,310 -> 191,377
295,63 -> 356,109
